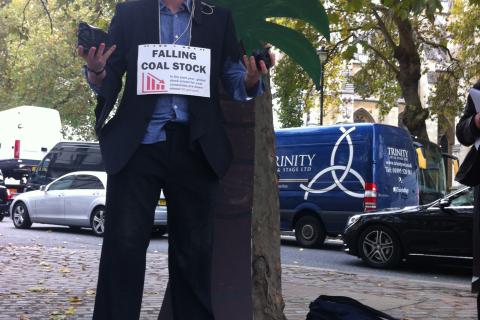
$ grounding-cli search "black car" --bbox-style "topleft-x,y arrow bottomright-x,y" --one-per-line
342,186 -> 473,268
0,169 -> 10,221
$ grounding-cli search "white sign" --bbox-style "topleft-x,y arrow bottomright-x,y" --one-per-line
469,88 -> 480,150
137,44 -> 211,97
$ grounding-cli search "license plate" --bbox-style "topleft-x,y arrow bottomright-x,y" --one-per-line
158,199 -> 167,206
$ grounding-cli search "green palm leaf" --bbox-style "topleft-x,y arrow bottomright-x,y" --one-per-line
209,0 -> 330,87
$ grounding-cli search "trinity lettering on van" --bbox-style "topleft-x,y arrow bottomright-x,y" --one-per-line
387,147 -> 408,158
276,154 -> 316,173
384,146 -> 413,175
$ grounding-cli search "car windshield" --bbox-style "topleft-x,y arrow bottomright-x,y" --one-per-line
430,187 -> 472,208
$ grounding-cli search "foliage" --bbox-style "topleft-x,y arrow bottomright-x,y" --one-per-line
449,0 -> 480,88
0,0 -> 116,139
272,19 -> 344,128
209,0 -> 330,87
272,0 -> 464,138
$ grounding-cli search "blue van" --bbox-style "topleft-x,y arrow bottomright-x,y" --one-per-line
276,123 -> 420,247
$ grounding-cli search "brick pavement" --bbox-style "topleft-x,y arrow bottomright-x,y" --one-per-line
0,244 -> 477,320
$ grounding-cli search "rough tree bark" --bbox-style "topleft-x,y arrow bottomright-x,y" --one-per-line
252,76 -> 287,320
393,14 -> 429,140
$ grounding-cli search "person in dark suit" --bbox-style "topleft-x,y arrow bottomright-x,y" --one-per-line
456,81 -> 480,318
77,0 -> 274,319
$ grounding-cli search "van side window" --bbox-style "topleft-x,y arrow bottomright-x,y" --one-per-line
77,151 -> 104,171
48,175 -> 75,191
71,175 -> 104,190
48,151 -> 75,180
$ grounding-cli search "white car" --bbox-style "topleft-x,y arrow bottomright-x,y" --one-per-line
10,171 -> 168,236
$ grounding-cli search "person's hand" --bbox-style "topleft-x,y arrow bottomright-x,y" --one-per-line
243,49 -> 276,90
77,43 -> 116,84
475,113 -> 480,129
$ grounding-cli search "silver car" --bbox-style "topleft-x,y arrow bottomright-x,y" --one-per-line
10,171 -> 167,236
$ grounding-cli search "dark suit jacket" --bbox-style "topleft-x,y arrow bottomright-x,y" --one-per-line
456,81 -> 480,293
95,0 -> 240,177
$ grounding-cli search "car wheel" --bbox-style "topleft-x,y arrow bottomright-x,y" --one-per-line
90,206 -> 106,237
294,215 -> 326,248
12,202 -> 32,229
358,225 -> 401,268
0,213 -> 4,222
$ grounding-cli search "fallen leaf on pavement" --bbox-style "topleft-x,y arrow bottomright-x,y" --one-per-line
28,287 -> 46,293
65,307 -> 76,315
59,268 -> 71,274
68,296 -> 82,303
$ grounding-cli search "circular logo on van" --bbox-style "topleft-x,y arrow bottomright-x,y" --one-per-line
300,127 -> 365,200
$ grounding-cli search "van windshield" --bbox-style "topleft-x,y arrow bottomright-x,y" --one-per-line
417,140 -> 446,204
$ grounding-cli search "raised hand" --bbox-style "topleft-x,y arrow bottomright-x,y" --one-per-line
243,49 -> 275,90
77,43 -> 116,85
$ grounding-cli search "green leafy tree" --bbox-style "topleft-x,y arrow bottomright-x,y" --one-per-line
272,20 -> 345,128
0,0 -> 115,139
274,0 -> 461,140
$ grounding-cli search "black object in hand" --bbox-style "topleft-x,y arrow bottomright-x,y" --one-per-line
252,47 -> 272,70
77,22 -> 108,54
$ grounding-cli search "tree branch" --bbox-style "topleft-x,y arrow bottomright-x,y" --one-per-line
417,34 -> 459,63
357,37 -> 400,75
371,7 -> 397,49
39,0 -> 54,34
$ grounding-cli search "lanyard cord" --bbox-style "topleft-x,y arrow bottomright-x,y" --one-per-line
158,0 -> 195,46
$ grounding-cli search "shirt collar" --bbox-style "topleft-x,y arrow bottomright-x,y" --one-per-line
159,0 -> 193,13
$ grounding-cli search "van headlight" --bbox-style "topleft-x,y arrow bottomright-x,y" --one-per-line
346,215 -> 361,228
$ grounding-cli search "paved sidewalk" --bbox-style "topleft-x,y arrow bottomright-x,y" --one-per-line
0,244 -> 476,320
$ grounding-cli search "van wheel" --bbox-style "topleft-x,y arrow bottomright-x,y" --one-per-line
358,225 -> 401,268
12,202 -> 32,229
90,206 -> 106,237
294,215 -> 325,248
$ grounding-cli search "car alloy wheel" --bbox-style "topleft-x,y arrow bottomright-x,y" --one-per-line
12,202 -> 32,229
359,225 -> 401,268
91,207 -> 106,236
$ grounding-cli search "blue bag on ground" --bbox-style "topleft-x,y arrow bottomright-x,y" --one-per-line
306,295 -> 399,320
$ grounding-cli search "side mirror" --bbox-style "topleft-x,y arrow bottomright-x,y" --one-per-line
39,185 -> 47,192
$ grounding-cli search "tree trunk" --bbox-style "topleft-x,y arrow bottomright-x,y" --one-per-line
393,14 -> 429,140
252,76 -> 287,320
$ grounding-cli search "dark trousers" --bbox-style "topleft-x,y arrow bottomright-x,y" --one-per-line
93,123 -> 219,320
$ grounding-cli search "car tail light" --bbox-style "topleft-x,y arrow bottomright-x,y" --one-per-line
14,140 -> 20,159
364,182 -> 377,212
6,189 -> 13,200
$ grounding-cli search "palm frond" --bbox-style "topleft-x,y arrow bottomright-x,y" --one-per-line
209,0 -> 330,87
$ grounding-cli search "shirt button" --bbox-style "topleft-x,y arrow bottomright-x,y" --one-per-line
173,105 -> 178,110
175,35 -> 179,39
